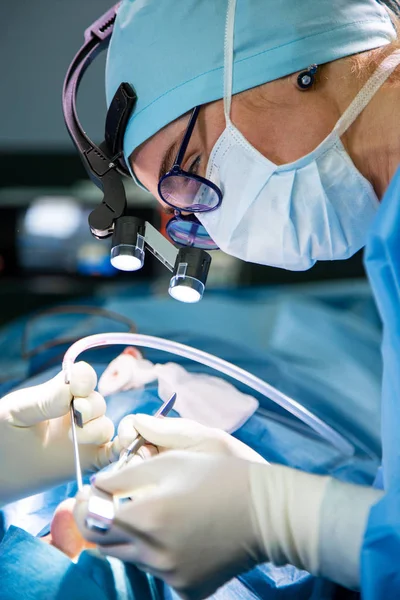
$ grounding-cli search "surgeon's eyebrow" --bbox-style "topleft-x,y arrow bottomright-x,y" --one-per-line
158,140 -> 180,181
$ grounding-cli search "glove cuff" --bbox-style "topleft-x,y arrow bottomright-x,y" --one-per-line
318,478 -> 383,590
249,463 -> 330,574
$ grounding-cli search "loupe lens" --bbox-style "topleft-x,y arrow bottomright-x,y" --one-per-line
160,174 -> 220,211
166,217 -> 218,250
168,276 -> 204,303
110,244 -> 144,271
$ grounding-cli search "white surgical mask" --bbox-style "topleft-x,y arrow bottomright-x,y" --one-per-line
198,0 -> 400,270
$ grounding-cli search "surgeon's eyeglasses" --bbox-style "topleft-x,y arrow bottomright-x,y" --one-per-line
158,107 -> 222,250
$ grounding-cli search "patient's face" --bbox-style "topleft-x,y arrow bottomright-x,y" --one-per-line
41,498 -> 95,559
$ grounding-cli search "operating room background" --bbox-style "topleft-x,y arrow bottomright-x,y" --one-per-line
0,0 -> 367,329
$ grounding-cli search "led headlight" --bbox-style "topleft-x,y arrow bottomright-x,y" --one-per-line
169,247 -> 211,303
110,217 -> 145,272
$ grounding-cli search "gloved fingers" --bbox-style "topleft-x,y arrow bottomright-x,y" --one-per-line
97,541 -> 171,583
72,391 -> 107,425
125,414 -> 213,451
74,487 -> 140,545
73,486 -> 111,544
109,429 -> 159,462
97,543 -> 164,580
96,441 -> 118,467
115,413 -> 182,453
98,541 -> 140,563
70,415 -> 115,445
134,444 -> 159,461
116,414 -> 140,449
69,361 -> 97,398
8,371 -> 71,426
94,451 -> 169,495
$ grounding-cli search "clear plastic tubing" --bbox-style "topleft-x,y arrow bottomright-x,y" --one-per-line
63,333 -> 354,457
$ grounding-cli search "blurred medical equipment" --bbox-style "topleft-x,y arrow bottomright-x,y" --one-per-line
18,199 -> 119,278
62,333 -> 354,457
22,305 -> 136,363
62,4 -> 211,303
99,352 -> 259,433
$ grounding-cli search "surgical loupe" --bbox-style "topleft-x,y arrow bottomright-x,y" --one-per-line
62,3 -> 211,303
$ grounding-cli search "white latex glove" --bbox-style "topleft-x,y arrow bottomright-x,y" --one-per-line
0,362 -> 115,506
75,452 -> 383,599
114,414 -> 266,463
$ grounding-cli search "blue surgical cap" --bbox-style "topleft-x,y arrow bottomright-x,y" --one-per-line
106,0 -> 395,167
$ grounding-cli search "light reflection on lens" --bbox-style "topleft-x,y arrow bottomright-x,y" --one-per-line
166,217 -> 218,250
160,175 -> 219,211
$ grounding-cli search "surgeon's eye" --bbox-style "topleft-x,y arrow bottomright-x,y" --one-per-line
161,206 -> 175,215
186,155 -> 201,175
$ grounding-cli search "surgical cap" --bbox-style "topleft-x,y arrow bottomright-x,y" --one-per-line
106,0 -> 396,167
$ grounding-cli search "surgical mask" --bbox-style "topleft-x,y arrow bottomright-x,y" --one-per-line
198,0 -> 400,270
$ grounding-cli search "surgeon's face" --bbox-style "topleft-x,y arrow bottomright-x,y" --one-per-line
131,73 -> 342,209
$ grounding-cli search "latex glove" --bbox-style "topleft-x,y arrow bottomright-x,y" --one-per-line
75,453 -> 382,599
114,414 -> 266,463
0,362 -> 115,506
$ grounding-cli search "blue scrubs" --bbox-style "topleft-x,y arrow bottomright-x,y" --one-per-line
362,166 -> 400,596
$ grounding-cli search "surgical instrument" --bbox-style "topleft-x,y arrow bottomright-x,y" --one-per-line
70,400 -> 84,492
116,392 -> 177,469
84,393 -> 176,534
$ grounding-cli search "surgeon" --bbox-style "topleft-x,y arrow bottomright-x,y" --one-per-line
0,362 -> 115,507
73,0 -> 400,599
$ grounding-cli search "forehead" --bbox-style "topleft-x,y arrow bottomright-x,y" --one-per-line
131,114 -> 189,196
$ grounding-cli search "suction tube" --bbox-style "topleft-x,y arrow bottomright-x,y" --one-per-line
63,333 -> 354,457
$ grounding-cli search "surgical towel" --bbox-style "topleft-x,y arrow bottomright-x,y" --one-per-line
98,353 -> 259,433
156,362 -> 259,433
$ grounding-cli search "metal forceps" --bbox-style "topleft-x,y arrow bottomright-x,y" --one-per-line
70,392 -> 177,534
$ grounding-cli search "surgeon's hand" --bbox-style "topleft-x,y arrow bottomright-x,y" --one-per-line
0,362 -> 115,506
114,414 -> 266,463
74,452 -> 334,599
74,452 -> 383,599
